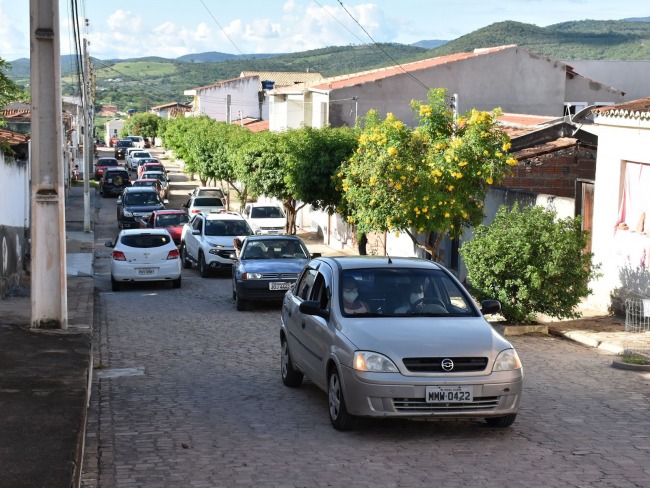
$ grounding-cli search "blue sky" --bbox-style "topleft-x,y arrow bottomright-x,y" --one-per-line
1,0 -> 648,61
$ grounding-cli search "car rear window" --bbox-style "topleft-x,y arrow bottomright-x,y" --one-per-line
120,234 -> 171,248
198,189 -> 225,198
194,197 -> 224,206
98,159 -> 119,166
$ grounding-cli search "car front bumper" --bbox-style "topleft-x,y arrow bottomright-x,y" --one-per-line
236,279 -> 294,301
338,366 -> 523,420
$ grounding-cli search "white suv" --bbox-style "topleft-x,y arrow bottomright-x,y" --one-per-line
126,135 -> 145,149
242,202 -> 287,235
180,212 -> 253,277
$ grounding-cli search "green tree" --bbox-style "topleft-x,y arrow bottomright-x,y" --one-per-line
0,59 -> 26,124
121,112 -> 164,141
338,88 -> 518,260
162,116 -> 207,178
460,205 -> 600,324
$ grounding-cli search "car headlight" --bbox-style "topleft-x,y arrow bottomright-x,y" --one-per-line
123,210 -> 133,217
353,351 -> 399,372
492,349 -> 522,372
242,272 -> 263,280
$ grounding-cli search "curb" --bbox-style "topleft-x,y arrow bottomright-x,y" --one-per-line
611,360 -> 650,372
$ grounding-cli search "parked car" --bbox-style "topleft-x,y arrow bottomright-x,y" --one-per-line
132,178 -> 166,201
138,162 -> 166,179
242,202 -> 287,235
180,212 -> 253,277
114,139 -> 134,160
105,228 -> 181,291
141,171 -> 169,199
99,167 -> 131,197
124,147 -> 141,168
181,194 -> 226,216
190,187 -> 227,203
94,157 -> 120,180
125,135 -> 145,149
127,151 -> 153,171
280,256 -> 523,431
231,235 -> 315,311
116,186 -> 167,229
137,209 -> 190,245
135,157 -> 161,175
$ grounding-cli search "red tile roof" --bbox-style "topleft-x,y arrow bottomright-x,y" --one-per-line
0,127 -> 29,145
310,45 -> 517,91
594,97 -> 650,118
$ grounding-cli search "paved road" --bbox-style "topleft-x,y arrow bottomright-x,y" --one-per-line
82,149 -> 650,488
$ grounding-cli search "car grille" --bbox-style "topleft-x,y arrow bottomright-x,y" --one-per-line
393,396 -> 499,413
215,249 -> 233,259
402,357 -> 488,373
259,273 -> 298,279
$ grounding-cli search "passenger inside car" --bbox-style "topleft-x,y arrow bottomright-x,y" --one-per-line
341,276 -> 370,315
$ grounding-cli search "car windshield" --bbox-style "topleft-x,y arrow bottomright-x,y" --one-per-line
120,234 -> 170,248
250,206 -> 285,218
243,239 -> 307,259
205,220 -> 251,237
193,197 -> 223,207
124,192 -> 161,206
155,213 -> 189,227
339,268 -> 476,317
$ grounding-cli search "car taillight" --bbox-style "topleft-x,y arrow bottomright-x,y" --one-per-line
191,209 -> 200,213
167,249 -> 180,260
112,250 -> 126,261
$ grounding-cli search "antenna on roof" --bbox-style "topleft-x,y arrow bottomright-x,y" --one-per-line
386,254 -> 392,264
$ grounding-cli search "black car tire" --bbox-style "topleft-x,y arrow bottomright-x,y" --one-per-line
180,244 -> 192,269
111,276 -> 120,292
485,414 -> 517,428
235,293 -> 248,311
198,252 -> 209,278
328,368 -> 355,431
281,337 -> 303,387
172,276 -> 181,289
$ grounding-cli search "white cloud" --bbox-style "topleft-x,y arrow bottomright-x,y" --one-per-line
0,1 -> 30,61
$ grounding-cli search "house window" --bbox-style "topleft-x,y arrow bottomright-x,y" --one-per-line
616,161 -> 650,233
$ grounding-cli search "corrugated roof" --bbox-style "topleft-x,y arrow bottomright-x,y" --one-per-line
309,45 -> 518,92
241,71 -> 323,91
594,97 -> 650,119
498,113 -> 563,138
241,119 -> 269,132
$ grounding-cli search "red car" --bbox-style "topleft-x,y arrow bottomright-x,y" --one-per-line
94,157 -> 121,180
138,161 -> 166,179
138,210 -> 190,245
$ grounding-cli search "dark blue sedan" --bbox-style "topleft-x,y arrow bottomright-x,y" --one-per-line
231,235 -> 317,311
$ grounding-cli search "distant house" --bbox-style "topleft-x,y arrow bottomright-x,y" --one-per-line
183,71 -> 323,123
99,105 -> 117,117
268,45 -> 625,132
150,102 -> 191,119
587,98 -> 650,312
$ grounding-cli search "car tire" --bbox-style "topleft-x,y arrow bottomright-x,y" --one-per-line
328,367 -> 356,431
485,414 -> 517,428
172,276 -> 181,289
235,293 -> 248,311
198,253 -> 209,278
180,244 -> 192,269
281,336 -> 303,387
111,276 -> 120,292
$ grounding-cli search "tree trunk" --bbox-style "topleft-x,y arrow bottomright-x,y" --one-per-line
358,233 -> 368,255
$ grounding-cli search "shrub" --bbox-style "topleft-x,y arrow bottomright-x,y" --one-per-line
460,205 -> 600,324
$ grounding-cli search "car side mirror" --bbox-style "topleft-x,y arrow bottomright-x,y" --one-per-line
299,300 -> 329,320
163,199 -> 169,204
116,197 -> 122,204
104,241 -> 114,248
480,300 -> 501,316
191,229 -> 200,235
181,203 -> 187,209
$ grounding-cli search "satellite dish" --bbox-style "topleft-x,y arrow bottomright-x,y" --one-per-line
570,105 -> 597,124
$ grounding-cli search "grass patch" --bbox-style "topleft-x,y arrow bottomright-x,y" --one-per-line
620,352 -> 650,365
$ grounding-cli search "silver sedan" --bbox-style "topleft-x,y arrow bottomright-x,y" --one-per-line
280,256 -> 523,431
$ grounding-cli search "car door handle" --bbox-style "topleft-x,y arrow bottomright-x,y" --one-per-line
301,320 -> 306,329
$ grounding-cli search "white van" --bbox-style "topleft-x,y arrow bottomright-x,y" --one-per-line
125,135 -> 145,149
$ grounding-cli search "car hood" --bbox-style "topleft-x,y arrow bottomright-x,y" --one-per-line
204,236 -> 238,247
340,316 -> 512,359
240,258 -> 308,273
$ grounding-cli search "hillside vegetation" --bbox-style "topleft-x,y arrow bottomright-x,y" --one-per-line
4,18 -> 650,113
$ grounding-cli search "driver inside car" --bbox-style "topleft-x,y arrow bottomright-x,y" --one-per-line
393,281 -> 446,314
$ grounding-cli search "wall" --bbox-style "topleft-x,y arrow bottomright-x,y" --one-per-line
564,71 -> 625,107
564,60 -> 650,102
502,145 -> 597,198
196,77 -> 260,122
588,117 -> 650,312
0,153 -> 30,298
105,119 -> 124,143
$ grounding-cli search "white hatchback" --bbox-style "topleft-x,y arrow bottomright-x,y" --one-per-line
242,202 -> 287,235
106,229 -> 182,291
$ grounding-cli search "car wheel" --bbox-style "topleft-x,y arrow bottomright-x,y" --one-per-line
172,276 -> 181,289
235,291 -> 248,311
485,414 -> 517,428
328,367 -> 355,431
180,244 -> 192,269
281,336 -> 303,387
111,276 -> 120,292
198,252 -> 209,278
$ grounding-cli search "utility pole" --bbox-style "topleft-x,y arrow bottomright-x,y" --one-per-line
30,0 -> 67,329
83,38 -> 92,231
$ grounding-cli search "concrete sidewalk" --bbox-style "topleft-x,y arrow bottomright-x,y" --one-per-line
0,183 -> 95,488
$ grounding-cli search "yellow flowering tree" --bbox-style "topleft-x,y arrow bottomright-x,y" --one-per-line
338,88 -> 518,259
